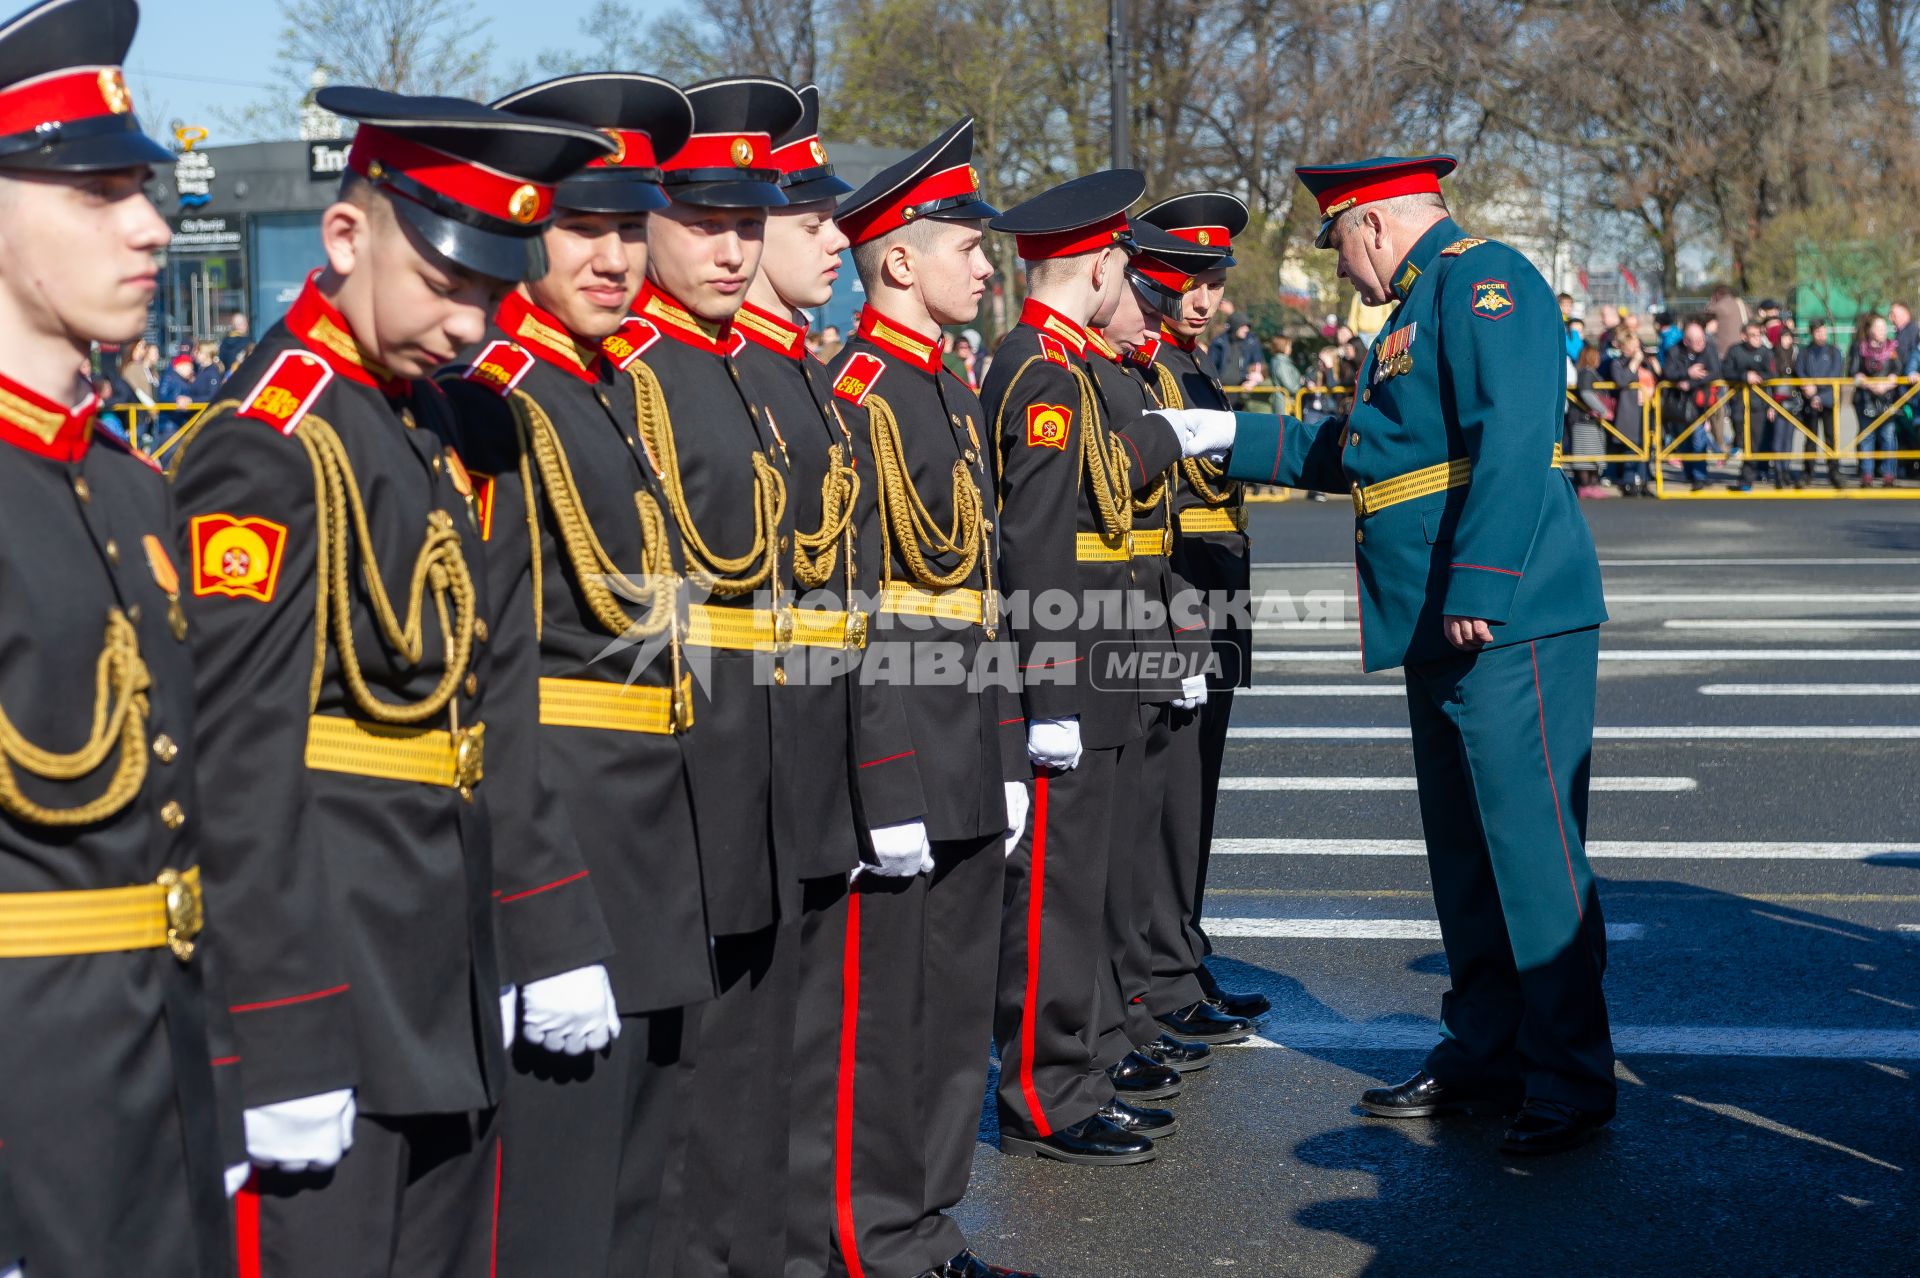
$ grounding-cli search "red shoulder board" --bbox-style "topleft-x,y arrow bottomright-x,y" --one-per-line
602,316 -> 662,370
92,422 -> 161,472
1037,334 -> 1071,367
237,349 -> 333,436
461,340 -> 534,396
831,352 -> 886,406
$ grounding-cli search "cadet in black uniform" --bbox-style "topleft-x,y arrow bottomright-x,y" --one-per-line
0,3 -> 240,1272
168,89 -> 612,1276
622,76 -> 808,1278
435,72 -> 700,1277
827,120 -> 1034,1278
1131,193 -> 1271,1038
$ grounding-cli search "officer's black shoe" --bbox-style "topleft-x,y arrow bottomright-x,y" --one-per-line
1000,1114 -> 1157,1166
1109,1050 -> 1182,1100
1358,1069 -> 1516,1118
1498,1098 -> 1614,1155
1155,1000 -> 1252,1045
936,1250 -> 1041,1278
1098,1097 -> 1179,1138
1141,1033 -> 1213,1073
1204,987 -> 1271,1020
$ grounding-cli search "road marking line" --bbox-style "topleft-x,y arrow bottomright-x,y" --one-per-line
1235,1023 -> 1920,1061
1254,648 -> 1920,662
1213,839 -> 1920,860
1670,619 -> 1920,631
1699,683 -> 1920,695
1237,685 -> 1402,696
1607,593 -> 1920,604
1849,988 -> 1919,1011
1253,558 -> 1920,569
1206,888 -> 1920,903
1205,917 -> 1645,941
1671,1095 -> 1903,1171
1897,924 -> 1920,934
1229,725 -> 1920,740
1250,622 -> 1361,631
1220,775 -> 1695,792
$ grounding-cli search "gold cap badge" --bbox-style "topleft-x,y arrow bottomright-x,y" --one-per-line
98,69 -> 132,115
507,184 -> 541,224
1196,229 -> 1212,245
809,138 -> 826,164
730,137 -> 755,167
602,130 -> 627,164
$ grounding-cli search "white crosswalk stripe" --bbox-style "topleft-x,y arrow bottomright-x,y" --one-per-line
1211,839 -> 1920,860
1220,775 -> 1696,792
1233,1024 -> 1920,1060
1204,918 -> 1647,941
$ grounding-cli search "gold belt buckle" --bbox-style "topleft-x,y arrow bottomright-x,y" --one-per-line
1350,482 -> 1366,518
982,591 -> 1000,640
158,868 -> 203,963
773,605 -> 796,654
845,609 -> 869,650
454,723 -> 486,797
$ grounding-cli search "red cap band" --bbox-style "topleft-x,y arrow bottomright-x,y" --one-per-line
1168,225 -> 1230,251
1131,254 -> 1197,295
1015,212 -> 1130,261
588,128 -> 659,171
839,162 -> 981,246
662,130 -> 774,174
1312,169 -> 1444,216
0,66 -> 135,137
348,125 -> 554,226
770,132 -> 829,177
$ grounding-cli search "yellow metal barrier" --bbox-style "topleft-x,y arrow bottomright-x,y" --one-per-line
1645,378 -> 1918,499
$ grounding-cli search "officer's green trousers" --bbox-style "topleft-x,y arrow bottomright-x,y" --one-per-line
1404,625 -> 1616,1111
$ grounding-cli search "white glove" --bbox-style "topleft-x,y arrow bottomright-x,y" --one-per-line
1154,408 -> 1239,459
861,819 -> 931,879
500,984 -> 517,1049
225,1162 -> 252,1198
1003,780 -> 1031,856
1171,673 -> 1210,710
1027,716 -> 1083,771
2,1263 -> 20,1278
244,1088 -> 356,1173
521,964 -> 622,1056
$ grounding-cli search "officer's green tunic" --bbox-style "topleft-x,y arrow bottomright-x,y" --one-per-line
1222,216 -> 1615,1108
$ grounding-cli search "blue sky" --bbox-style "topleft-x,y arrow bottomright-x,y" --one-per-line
127,0 -> 669,143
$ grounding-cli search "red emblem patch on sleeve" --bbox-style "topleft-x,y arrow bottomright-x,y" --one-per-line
237,350 -> 333,435
1025,402 -> 1072,450
1037,334 -> 1071,366
188,513 -> 289,603
1469,279 -> 1514,321
602,317 -> 663,370
832,352 -> 886,406
469,472 -> 496,541
462,341 -> 534,395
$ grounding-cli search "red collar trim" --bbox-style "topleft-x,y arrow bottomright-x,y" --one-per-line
856,305 -> 942,374
0,369 -> 95,463
1128,333 -> 1164,367
1159,321 -> 1197,353
1085,327 -> 1122,363
498,290 -> 602,382
733,300 -> 807,360
637,280 -> 738,356
287,273 -> 405,393
1020,298 -> 1088,355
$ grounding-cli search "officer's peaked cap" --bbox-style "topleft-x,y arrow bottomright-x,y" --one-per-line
835,117 -> 999,247
659,77 -> 801,209
491,73 -> 693,214
991,168 -> 1144,260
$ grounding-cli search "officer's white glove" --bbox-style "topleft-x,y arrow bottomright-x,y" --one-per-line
1153,408 -> 1239,460
500,984 -> 517,1049
521,964 -> 622,1056
1171,674 -> 1210,711
2,1262 -> 20,1278
1003,780 -> 1031,856
1028,716 -> 1083,771
244,1088 -> 356,1173
861,819 -> 931,879
225,1161 -> 253,1198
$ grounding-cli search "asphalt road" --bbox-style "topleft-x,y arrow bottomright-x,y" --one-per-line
955,496 -> 1920,1277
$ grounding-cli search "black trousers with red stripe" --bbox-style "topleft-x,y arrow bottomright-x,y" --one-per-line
237,1108 -> 499,1278
994,745 -> 1129,1139
787,876 -> 851,1278
1095,704 -> 1169,1068
831,836 -> 1001,1278
492,1007 -> 695,1278
1144,689 -> 1234,1016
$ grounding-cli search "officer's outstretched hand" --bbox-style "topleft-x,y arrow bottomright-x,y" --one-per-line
521,964 -> 622,1056
1003,780 -> 1031,857
863,820 -> 932,879
1028,717 -> 1083,771
1151,408 -> 1239,460
244,1088 -> 356,1173
1443,615 -> 1494,651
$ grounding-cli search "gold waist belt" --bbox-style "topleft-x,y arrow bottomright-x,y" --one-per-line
0,865 -> 203,961
682,603 -> 870,652
1130,527 -> 1172,559
540,674 -> 693,735
1177,506 -> 1247,535
875,583 -> 985,625
1352,444 -> 1565,518
304,715 -> 485,791
1074,532 -> 1130,563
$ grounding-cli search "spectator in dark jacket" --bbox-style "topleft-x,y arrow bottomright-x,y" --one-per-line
215,311 -> 252,372
1604,330 -> 1655,495
1721,321 -> 1777,489
1852,314 -> 1903,485
1662,321 -> 1720,488
1566,343 -> 1613,496
1209,317 -> 1264,391
1796,319 -> 1847,487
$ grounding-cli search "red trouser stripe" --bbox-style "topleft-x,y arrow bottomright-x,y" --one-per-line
1531,641 -> 1584,921
1018,772 -> 1053,1137
235,1173 -> 262,1278
489,1138 -> 504,1277
833,891 -> 867,1278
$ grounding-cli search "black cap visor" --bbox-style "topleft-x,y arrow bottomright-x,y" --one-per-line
556,169 -> 670,213
0,114 -> 170,172
781,171 -> 853,203
666,176 -> 789,209
387,192 -> 549,283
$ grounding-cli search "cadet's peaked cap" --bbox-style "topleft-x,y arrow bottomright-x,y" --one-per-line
835,117 -> 999,247
1294,154 -> 1454,248
660,77 -> 800,208
491,73 -> 693,214
991,168 -> 1144,260
1135,191 -> 1249,266
770,83 -> 850,203
1127,220 -> 1228,317
321,86 -> 615,283
0,0 -> 169,171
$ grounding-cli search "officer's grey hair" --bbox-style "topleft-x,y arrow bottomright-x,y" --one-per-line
849,216 -> 954,290
1335,191 -> 1446,238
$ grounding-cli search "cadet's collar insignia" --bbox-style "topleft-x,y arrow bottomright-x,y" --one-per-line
0,369 -> 95,463
1085,327 -> 1122,363
637,280 -> 735,356
603,316 -> 663,370
1440,236 -> 1487,257
832,352 -> 887,406
855,305 -> 942,375
499,290 -> 602,381
1158,321 -> 1197,354
1470,278 -> 1515,321
461,340 -> 535,397
188,513 -> 290,604
1025,402 -> 1072,450
237,348 -> 334,436
1037,334 -> 1071,367
1128,333 -> 1163,368
1392,259 -> 1422,301
285,273 -> 402,393
733,300 -> 808,360
1020,298 -> 1088,356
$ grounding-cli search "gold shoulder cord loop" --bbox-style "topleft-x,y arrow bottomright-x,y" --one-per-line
624,361 -> 784,598
0,608 -> 152,826
866,391 -> 984,591
792,440 -> 859,590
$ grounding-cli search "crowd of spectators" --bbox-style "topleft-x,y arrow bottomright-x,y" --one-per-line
92,310 -> 255,451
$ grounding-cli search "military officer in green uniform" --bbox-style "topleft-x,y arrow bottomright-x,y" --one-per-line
1160,155 -> 1615,1155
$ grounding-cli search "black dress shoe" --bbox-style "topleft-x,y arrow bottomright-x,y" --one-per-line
1155,1000 -> 1252,1045
1204,987 -> 1271,1020
1498,1098 -> 1613,1155
1098,1097 -> 1178,1138
1109,1050 -> 1182,1100
1358,1070 -> 1518,1118
938,1250 -> 1041,1278
1141,1033 -> 1212,1073
1000,1113 -> 1156,1165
